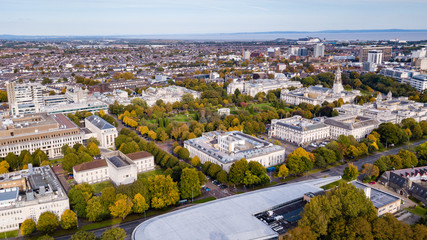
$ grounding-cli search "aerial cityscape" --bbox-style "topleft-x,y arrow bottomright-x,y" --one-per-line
0,1 -> 426,240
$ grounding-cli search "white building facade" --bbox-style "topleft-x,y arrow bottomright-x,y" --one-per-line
324,115 -> 379,140
84,115 -> 118,149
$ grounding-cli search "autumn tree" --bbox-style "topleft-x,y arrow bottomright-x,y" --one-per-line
132,193 -> 149,214
191,156 -> 201,166
60,209 -> 77,230
148,175 -> 179,209
278,164 -> 289,179
87,142 -> 100,156
361,163 -> 379,181
342,163 -> 359,181
72,230 -> 96,240
228,159 -> 248,184
37,211 -> 59,234
109,194 -> 133,220
86,196 -> 109,222
20,218 -> 36,236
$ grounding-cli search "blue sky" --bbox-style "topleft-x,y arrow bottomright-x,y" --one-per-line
0,0 -> 426,35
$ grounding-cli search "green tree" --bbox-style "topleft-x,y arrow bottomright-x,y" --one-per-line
109,194 -> 133,220
86,196 -> 108,222
179,168 -> 201,200
71,230 -> 97,240
191,156 -> 201,166
37,235 -> 54,240
177,147 -> 190,159
20,218 -> 36,236
216,170 -> 228,183
228,158 -> 249,184
5,152 -> 18,170
100,186 -> 116,207
342,163 -> 358,181
132,193 -> 149,214
62,153 -> 79,172
37,211 -> 59,234
60,209 -> 77,230
100,228 -> 126,240
86,137 -> 100,146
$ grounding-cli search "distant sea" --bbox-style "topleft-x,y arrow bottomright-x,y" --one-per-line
136,31 -> 427,41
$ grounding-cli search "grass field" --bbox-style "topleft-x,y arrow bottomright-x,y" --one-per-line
406,206 -> 427,217
321,179 -> 348,190
137,168 -> 165,180
91,181 -> 114,194
0,230 -> 18,239
192,196 -> 216,204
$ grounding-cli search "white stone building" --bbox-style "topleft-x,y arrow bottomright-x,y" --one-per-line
84,115 -> 118,149
227,78 -> 302,97
324,115 -> 379,140
73,150 -> 154,185
217,108 -> 231,116
0,166 -> 69,232
269,116 -> 330,145
140,86 -> 201,106
281,68 -> 359,105
0,113 -> 84,158
184,131 -> 286,172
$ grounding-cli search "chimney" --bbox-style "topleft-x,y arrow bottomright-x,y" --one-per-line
364,187 -> 371,200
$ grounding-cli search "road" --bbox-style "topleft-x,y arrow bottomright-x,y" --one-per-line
288,139 -> 427,183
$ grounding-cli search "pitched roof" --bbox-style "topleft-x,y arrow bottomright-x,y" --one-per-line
126,151 -> 153,160
73,159 -> 107,172
85,115 -> 115,130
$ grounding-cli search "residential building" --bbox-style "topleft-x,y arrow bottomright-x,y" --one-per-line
132,177 -> 341,240
324,115 -> 379,140
359,46 -> 392,62
6,81 -> 43,116
184,131 -> 286,172
84,115 -> 118,149
0,113 -> 84,158
0,165 -> 69,232
281,68 -> 359,105
73,150 -> 154,185
313,43 -> 325,57
269,116 -> 329,145
298,47 -> 308,57
363,62 -> 377,72
378,166 -> 427,205
352,181 -> 401,216
367,50 -> 383,64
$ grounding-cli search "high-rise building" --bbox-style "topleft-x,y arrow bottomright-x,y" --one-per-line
313,43 -> 325,57
6,81 -> 43,116
298,47 -> 308,57
359,46 -> 392,62
367,50 -> 383,64
243,50 -> 251,60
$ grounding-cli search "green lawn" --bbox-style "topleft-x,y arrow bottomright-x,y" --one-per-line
0,230 -> 18,239
137,168 -> 165,180
91,181 -> 114,194
192,196 -> 216,204
321,179 -> 348,190
170,113 -> 195,122
406,206 -> 427,217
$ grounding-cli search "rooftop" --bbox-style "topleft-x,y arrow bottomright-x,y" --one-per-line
352,181 -> 401,209
73,159 -> 108,172
126,151 -> 153,160
85,114 -> 115,130
132,177 -> 340,240
0,188 -> 19,202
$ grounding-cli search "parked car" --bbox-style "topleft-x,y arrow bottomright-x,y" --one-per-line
219,185 -> 228,189
205,187 -> 211,192
212,180 -> 219,185
369,182 -> 376,185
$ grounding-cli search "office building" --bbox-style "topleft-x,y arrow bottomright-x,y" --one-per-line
73,150 -> 154,185
6,81 -> 43,116
0,113 -> 84,158
359,46 -> 392,62
298,48 -> 308,57
367,50 -> 383,64
408,75 -> 427,92
131,177 -> 340,240
363,62 -> 377,72
324,115 -> 379,140
0,165 -> 69,232
184,131 -> 285,172
269,116 -> 329,145
84,115 -> 118,149
352,181 -> 401,216
313,43 -> 325,57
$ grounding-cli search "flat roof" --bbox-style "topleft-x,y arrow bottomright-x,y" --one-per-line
0,188 -> 19,202
132,177 -> 341,240
352,181 -> 400,208
108,156 -> 130,168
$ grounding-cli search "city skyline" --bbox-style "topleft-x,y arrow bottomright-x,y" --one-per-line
1,0 -> 427,36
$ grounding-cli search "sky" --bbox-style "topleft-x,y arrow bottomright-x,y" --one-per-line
0,0 -> 426,36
